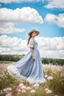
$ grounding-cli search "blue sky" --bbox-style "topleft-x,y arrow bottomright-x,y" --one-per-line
0,0 -> 64,39
0,0 -> 64,58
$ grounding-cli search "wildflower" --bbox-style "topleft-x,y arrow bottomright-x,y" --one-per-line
30,89 -> 36,93
3,87 -> 12,93
55,95 -> 58,96
47,76 -> 53,80
3,88 -> 8,93
44,75 -> 48,78
17,89 -> 21,92
18,83 -> 24,87
46,89 -> 52,94
33,83 -> 39,88
26,86 -> 31,90
45,88 -> 52,94
6,88 -> 12,92
22,89 -> 26,93
5,92 -> 12,96
21,85 -> 26,89
45,88 -> 49,91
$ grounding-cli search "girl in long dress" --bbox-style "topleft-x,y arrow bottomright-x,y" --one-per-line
7,29 -> 46,84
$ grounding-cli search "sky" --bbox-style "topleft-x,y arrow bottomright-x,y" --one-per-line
0,0 -> 64,59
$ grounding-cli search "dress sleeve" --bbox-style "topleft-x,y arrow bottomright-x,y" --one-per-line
28,38 -> 34,48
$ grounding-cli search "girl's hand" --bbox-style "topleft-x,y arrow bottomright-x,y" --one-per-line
32,55 -> 35,60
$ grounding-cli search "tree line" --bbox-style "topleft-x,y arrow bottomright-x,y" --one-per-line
0,54 -> 64,65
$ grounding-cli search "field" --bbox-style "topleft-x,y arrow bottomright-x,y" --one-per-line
0,62 -> 64,96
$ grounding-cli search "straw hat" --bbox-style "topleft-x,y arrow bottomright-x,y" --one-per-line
28,29 -> 40,36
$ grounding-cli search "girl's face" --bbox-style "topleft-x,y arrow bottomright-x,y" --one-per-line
32,32 -> 37,37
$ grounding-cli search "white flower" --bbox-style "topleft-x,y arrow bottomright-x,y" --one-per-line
3,88 -> 12,93
18,83 -> 24,87
6,88 -> 12,92
46,89 -> 52,94
5,92 -> 12,96
17,89 -> 21,92
22,89 -> 26,93
45,88 -> 49,91
55,95 -> 58,96
33,83 -> 39,88
47,76 -> 53,80
21,85 -> 26,89
45,88 -> 52,94
30,89 -> 36,93
26,87 -> 31,90
44,75 -> 48,78
3,88 -> 8,93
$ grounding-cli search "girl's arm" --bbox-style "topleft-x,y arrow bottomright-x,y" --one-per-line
30,47 -> 34,57
30,47 -> 35,60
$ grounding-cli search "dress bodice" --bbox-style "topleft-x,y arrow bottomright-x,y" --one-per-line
28,38 -> 38,49
34,39 -> 38,49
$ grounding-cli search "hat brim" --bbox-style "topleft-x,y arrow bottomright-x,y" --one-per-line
28,30 -> 40,36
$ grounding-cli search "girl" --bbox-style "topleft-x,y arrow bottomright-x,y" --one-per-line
7,29 -> 46,84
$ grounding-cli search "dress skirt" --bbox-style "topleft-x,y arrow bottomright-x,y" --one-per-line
7,38 -> 46,84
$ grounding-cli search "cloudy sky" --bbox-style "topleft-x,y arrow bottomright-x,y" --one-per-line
0,0 -> 64,59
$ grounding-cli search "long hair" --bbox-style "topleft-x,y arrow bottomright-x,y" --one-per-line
27,34 -> 32,45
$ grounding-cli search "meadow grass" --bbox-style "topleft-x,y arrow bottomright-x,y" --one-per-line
0,61 -> 15,64
0,64 -> 64,96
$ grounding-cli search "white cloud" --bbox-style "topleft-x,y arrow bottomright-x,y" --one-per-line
45,13 -> 64,28
0,35 -> 28,54
0,7 -> 43,24
0,22 -> 26,34
0,0 -> 20,3
0,35 -> 64,59
35,36 -> 64,50
45,0 -> 64,9
0,0 -> 44,3
35,36 -> 64,59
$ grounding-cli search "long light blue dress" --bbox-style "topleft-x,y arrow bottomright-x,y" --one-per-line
7,38 -> 46,84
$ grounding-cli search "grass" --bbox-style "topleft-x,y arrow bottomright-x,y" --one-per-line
0,64 -> 64,96
0,70 -> 19,90
46,69 -> 64,93
0,61 -> 15,64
